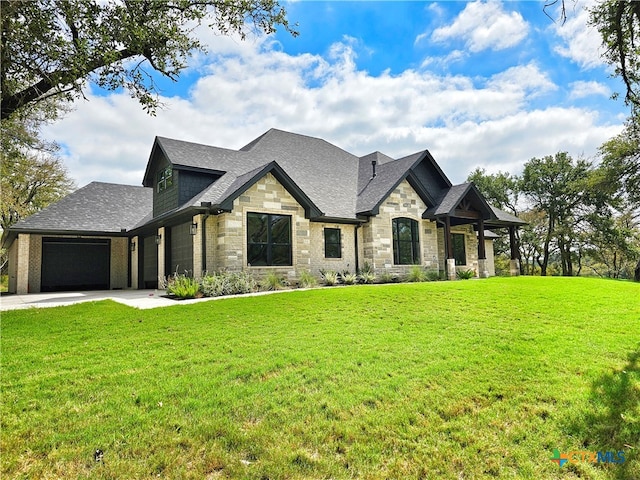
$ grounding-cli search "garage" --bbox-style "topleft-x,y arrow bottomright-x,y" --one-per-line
41,238 -> 111,292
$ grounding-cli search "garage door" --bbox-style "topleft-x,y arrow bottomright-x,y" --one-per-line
41,238 -> 111,292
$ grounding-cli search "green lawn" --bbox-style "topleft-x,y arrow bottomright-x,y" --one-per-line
1,277 -> 639,479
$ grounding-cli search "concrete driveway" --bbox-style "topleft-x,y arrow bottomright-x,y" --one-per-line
0,287 -> 300,311
0,289 -> 192,311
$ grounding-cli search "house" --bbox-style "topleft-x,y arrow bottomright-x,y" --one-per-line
2,129 -> 525,294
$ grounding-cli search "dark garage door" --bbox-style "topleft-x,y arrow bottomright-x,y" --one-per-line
41,238 -> 111,292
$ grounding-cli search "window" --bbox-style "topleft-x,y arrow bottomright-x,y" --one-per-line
453,233 -> 466,266
324,228 -> 341,258
157,166 -> 173,193
247,213 -> 292,266
392,217 -> 420,265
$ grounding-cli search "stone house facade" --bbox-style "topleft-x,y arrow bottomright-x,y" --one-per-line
3,129 -> 524,294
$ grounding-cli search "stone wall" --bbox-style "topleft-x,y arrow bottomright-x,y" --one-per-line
360,180 -> 438,276
309,222 -> 357,276
211,172 -> 311,282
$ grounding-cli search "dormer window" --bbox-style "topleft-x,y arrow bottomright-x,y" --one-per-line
157,166 -> 173,193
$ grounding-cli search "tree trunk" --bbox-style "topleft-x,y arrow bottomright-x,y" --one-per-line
635,259 -> 640,282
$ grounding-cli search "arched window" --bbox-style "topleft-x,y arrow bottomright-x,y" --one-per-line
392,217 -> 420,265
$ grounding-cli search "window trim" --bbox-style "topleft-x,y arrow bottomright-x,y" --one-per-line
246,212 -> 293,266
392,217 -> 420,265
157,166 -> 173,193
324,227 -> 342,259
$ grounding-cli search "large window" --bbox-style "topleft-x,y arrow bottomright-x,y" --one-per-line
392,217 -> 420,265
247,213 -> 292,266
157,166 -> 173,193
324,228 -> 341,258
453,233 -> 466,266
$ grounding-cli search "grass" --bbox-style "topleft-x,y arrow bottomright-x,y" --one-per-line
1,276 -> 639,479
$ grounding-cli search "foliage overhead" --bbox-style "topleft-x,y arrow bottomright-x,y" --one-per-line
0,0 -> 297,120
589,0 -> 640,115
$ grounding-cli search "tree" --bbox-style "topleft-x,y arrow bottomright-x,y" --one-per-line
589,0 -> 640,116
0,119 -> 75,231
520,152 -> 591,276
1,0 -> 297,120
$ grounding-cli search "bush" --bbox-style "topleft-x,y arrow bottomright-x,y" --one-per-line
358,271 -> 376,284
298,270 -> 317,288
200,271 -> 257,297
262,273 -> 287,291
341,272 -> 358,285
378,272 -> 398,284
165,274 -> 201,299
456,269 -> 476,280
406,265 -> 427,282
426,270 -> 442,281
320,269 -> 339,286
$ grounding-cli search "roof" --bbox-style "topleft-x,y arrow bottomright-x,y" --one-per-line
2,182 -> 152,247
4,129 -> 526,246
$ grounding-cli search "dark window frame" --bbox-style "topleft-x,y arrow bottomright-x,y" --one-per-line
157,166 -> 173,193
392,217 -> 420,265
452,233 -> 466,266
247,212 -> 292,266
324,227 -> 342,258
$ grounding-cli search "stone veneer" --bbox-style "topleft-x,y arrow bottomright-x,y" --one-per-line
211,172 -> 311,281
360,179 -> 439,276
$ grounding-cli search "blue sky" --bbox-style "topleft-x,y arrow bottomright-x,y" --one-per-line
43,0 -> 629,188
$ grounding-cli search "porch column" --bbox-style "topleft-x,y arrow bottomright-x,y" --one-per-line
16,234 -> 30,295
444,216 -> 456,281
192,215 -> 203,280
509,226 -> 520,276
477,219 -> 489,278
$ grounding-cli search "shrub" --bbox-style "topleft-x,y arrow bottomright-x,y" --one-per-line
426,270 -> 442,281
200,271 -> 257,297
341,272 -> 358,285
360,261 -> 374,275
262,273 -> 287,291
456,269 -> 476,280
358,271 -> 376,284
378,272 -> 398,284
298,270 -> 317,288
320,269 -> 339,286
165,274 -> 201,299
406,265 -> 427,282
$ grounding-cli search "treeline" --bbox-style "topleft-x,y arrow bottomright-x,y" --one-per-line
469,121 -> 640,280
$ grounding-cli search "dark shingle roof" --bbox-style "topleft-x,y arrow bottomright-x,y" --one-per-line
8,182 -> 152,234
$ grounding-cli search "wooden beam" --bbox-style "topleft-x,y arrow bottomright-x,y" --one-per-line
509,226 -> 518,260
444,216 -> 453,259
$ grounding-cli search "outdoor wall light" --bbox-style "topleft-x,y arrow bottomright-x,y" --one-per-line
129,241 -> 136,252
190,223 -> 198,235
155,234 -> 162,245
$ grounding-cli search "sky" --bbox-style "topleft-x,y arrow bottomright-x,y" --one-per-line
42,0 -> 630,189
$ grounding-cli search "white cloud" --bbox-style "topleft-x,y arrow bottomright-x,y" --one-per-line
43,33 -> 622,189
569,80 -> 611,99
487,63 -> 557,98
430,0 -> 529,52
552,0 -> 604,69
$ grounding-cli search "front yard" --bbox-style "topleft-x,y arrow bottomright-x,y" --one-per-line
1,277 -> 638,479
